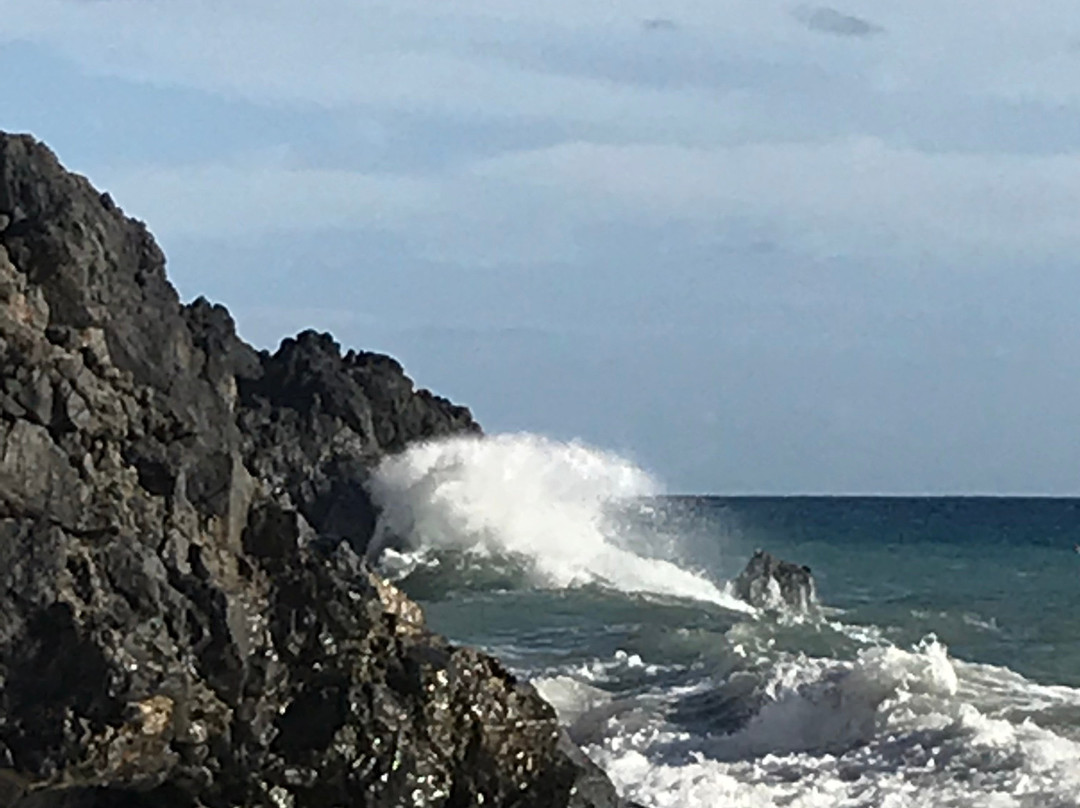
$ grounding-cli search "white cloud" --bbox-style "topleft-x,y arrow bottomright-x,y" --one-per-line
95,155 -> 588,266
6,0 -> 1080,127
470,139 -> 1080,259
99,163 -> 435,238
0,0 -> 749,139
14,0 -> 1080,268
96,137 -> 1080,267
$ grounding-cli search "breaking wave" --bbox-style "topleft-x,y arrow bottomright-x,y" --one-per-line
539,636 -> 1080,808
365,433 -> 749,609
365,435 -> 1080,807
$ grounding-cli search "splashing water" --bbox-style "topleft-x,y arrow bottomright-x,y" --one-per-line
578,637 -> 1080,808
366,433 -> 748,608
402,491 -> 1080,807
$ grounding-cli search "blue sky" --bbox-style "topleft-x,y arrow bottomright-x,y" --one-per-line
4,0 -> 1080,493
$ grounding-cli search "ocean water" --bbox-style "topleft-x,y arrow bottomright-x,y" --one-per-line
367,434 -> 1080,807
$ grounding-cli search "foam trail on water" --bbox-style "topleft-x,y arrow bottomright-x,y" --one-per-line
579,639 -> 1080,807
367,433 -> 747,608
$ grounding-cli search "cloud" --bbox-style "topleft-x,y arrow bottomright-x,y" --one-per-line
793,6 -> 882,38
0,0 -> 749,140
97,162 -> 436,238
19,0 -> 1080,271
464,138 -> 1080,260
95,136 -> 1080,270
641,18 -> 678,32
6,0 -> 1080,122
95,154 -> 588,266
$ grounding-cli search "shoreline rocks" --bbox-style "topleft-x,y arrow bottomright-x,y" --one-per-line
0,133 -> 620,807
733,549 -> 817,613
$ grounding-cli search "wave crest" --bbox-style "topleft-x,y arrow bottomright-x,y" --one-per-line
366,433 -> 748,608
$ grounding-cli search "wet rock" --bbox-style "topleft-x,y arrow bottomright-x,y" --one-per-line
733,549 -> 817,613
0,132 -> 621,808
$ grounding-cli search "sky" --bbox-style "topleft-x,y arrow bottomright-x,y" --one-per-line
3,0 -> 1080,494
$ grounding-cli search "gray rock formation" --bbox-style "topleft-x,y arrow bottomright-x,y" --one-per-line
0,133 -> 619,807
733,550 -> 817,613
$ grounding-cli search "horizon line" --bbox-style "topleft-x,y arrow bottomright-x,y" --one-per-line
657,492 -> 1080,499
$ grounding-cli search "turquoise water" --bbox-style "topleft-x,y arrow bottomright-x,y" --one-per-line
370,437 -> 1080,807
416,497 -> 1080,687
667,497 -> 1080,688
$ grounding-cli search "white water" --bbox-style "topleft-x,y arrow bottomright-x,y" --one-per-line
366,433 -> 749,608
368,434 -> 1080,806
548,638 -> 1080,808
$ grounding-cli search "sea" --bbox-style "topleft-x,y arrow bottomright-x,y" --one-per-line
365,433 -> 1080,808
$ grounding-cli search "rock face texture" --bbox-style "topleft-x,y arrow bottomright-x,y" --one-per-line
732,550 -> 817,613
0,133 -> 618,807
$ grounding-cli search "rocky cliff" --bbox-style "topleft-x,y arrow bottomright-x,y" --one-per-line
0,133 -> 620,808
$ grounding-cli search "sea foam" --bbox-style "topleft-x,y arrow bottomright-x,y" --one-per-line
575,638 -> 1080,808
366,433 -> 749,608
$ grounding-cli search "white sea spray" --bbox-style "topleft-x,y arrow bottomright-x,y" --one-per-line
367,433 -> 749,609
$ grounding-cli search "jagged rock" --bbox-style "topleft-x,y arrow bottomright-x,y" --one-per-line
234,329 -> 480,553
733,549 -> 817,613
0,133 -> 620,808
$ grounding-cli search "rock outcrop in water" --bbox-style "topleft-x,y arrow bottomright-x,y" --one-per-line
0,133 -> 619,807
733,550 -> 817,613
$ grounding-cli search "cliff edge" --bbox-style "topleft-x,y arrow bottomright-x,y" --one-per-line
0,133 -> 620,808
